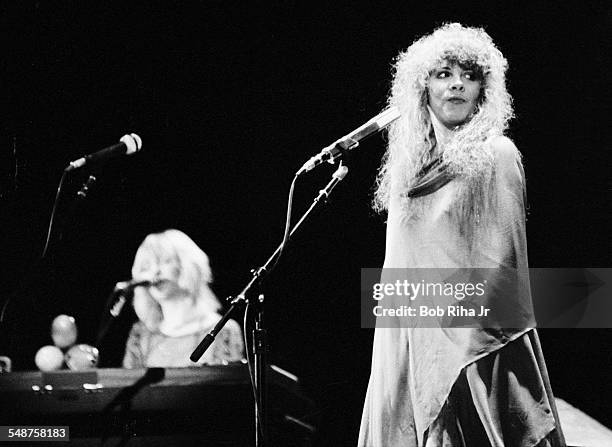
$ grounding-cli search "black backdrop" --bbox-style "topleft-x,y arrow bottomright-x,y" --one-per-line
0,1 -> 610,445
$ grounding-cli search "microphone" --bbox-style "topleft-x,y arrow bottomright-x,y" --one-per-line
107,279 -> 165,319
297,107 -> 400,175
113,278 -> 164,293
65,133 -> 142,172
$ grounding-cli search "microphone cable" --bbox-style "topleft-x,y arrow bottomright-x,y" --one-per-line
41,170 -> 69,259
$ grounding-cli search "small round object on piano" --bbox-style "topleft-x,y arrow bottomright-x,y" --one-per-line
64,344 -> 99,370
51,314 -> 78,349
35,345 -> 64,371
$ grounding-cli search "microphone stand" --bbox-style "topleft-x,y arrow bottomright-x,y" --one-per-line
253,293 -> 267,446
1,174 -> 99,327
57,174 -> 98,245
95,287 -> 129,347
191,163 -> 349,447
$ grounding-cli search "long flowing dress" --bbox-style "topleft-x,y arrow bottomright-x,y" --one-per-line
358,137 -> 565,447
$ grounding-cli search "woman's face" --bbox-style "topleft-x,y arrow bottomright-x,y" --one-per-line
427,61 -> 482,129
136,251 -> 183,300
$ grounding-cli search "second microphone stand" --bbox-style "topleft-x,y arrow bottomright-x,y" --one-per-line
190,163 -> 349,447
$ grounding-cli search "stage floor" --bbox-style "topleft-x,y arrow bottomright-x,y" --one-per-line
557,398 -> 612,447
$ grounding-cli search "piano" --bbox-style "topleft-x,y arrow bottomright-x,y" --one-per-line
0,364 -> 316,446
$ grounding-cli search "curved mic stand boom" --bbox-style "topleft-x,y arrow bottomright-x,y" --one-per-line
190,163 -> 349,447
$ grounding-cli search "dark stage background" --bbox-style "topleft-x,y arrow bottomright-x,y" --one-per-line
0,1 -> 610,445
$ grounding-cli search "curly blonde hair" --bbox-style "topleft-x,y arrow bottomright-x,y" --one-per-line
373,23 -> 514,214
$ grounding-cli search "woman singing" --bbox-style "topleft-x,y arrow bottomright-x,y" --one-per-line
122,229 -> 243,368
